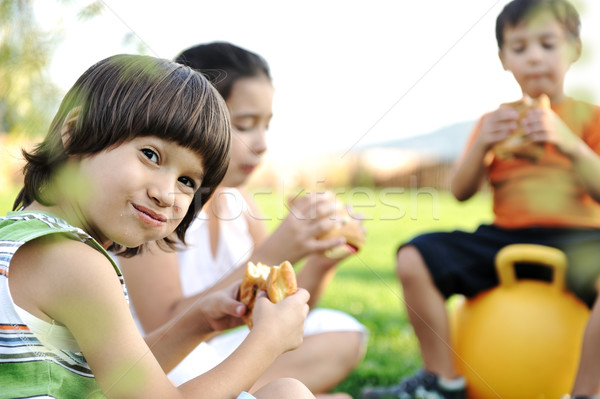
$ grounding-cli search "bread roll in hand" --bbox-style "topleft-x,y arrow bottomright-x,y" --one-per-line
493,93 -> 550,162
318,204 -> 365,259
239,261 -> 298,328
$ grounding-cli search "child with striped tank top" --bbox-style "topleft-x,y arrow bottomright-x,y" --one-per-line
0,53 -> 314,399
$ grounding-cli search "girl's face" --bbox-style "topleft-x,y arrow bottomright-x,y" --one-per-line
499,10 -> 580,102
69,136 -> 204,247
221,75 -> 274,187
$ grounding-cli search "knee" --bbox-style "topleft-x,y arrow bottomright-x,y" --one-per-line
315,330 -> 366,373
260,377 -> 314,398
340,331 -> 367,370
396,246 -> 427,285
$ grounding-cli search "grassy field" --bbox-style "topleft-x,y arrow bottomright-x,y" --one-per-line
0,185 -> 494,397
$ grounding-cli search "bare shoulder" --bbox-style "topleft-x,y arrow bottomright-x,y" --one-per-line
11,234 -> 175,396
13,233 -> 117,280
9,234 -> 123,323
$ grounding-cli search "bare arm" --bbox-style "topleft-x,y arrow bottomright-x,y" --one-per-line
296,255 -> 340,308
190,189 -> 344,295
247,191 -> 345,265
525,107 -> 600,202
119,242 -> 245,334
570,142 -> 600,202
451,108 -> 519,201
12,236 -> 309,399
145,281 -> 247,373
11,237 -> 182,397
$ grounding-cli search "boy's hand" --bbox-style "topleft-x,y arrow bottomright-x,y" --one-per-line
476,106 -> 521,150
522,107 -> 581,158
251,288 -> 310,354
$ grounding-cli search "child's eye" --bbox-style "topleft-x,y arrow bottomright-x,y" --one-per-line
232,116 -> 258,133
542,42 -> 555,50
234,123 -> 269,133
141,148 -> 159,163
178,176 -> 197,189
233,124 -> 253,133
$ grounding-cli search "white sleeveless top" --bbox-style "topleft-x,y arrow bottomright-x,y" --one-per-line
178,188 -> 254,294
166,188 -> 368,385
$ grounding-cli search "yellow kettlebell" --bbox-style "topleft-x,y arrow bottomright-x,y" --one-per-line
450,244 -> 590,399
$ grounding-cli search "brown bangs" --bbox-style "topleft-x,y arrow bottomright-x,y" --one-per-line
15,54 -> 231,257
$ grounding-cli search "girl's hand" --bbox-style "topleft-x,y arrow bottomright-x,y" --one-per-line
258,192 -> 344,264
475,105 -> 520,150
251,288 -> 310,354
193,281 -> 247,332
522,107 -> 581,158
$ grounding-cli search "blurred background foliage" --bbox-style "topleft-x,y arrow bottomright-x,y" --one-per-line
0,0 -> 102,137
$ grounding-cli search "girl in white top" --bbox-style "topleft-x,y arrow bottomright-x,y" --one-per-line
120,42 -> 367,399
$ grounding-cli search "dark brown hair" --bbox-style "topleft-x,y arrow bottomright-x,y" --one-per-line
496,0 -> 581,49
175,41 -> 271,101
14,54 -> 231,256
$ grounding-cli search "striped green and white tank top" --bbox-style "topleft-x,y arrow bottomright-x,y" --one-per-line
0,211 -> 127,398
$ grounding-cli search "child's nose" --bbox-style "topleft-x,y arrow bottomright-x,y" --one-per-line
527,44 -> 544,62
251,130 -> 267,156
148,178 -> 176,207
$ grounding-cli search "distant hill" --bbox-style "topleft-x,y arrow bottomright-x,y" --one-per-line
359,120 -> 476,161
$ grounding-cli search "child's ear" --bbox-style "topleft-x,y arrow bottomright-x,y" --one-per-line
498,50 -> 509,71
60,106 -> 81,147
569,38 -> 582,63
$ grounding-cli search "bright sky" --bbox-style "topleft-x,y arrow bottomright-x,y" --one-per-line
35,0 -> 600,164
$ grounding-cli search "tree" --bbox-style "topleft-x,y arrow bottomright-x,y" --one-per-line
0,0 -> 102,136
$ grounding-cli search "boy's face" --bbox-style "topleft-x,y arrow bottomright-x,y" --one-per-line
71,136 -> 205,247
499,9 -> 581,101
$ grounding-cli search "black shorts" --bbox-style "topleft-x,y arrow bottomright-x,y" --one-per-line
401,224 -> 600,307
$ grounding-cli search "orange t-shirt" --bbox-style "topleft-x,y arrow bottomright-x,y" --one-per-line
467,97 -> 600,229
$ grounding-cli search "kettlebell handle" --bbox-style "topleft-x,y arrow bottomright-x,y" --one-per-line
495,244 -> 567,290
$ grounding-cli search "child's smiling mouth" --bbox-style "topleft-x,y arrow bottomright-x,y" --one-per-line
132,204 -> 168,225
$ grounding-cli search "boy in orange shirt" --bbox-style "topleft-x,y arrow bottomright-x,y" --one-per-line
362,0 -> 600,398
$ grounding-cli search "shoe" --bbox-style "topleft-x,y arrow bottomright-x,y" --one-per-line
360,370 -> 466,399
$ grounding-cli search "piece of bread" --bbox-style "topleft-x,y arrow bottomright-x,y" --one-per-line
493,94 -> 550,162
239,261 -> 298,328
318,206 -> 365,259
266,261 -> 298,302
239,261 -> 271,328
286,193 -> 365,259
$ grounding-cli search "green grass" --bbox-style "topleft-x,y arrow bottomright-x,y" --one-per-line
253,187 -> 494,397
0,185 -> 494,397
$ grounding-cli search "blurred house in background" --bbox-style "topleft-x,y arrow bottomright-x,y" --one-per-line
247,120 -> 475,190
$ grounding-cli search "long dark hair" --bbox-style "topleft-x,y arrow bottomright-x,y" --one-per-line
175,41 -> 271,101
